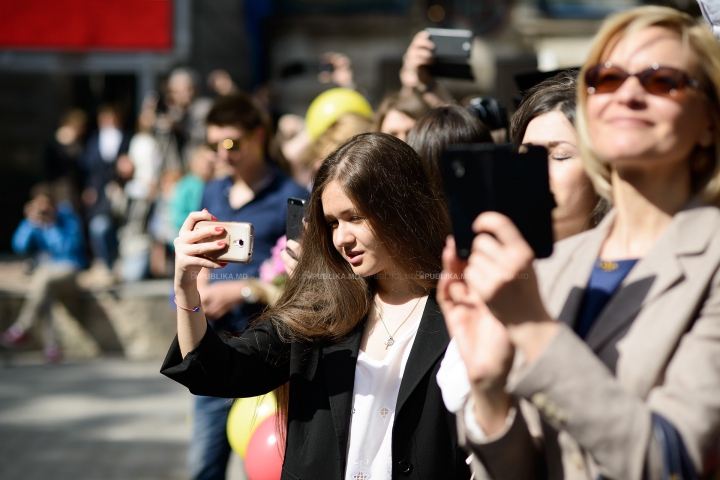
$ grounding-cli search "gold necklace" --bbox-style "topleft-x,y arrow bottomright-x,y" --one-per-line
374,297 -> 422,346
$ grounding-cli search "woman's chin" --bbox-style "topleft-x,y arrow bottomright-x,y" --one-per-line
351,264 -> 382,279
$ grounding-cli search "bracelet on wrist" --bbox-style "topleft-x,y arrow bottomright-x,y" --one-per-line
174,292 -> 201,312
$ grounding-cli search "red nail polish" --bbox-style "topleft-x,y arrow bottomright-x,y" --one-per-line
219,262 -> 228,267
202,208 -> 208,212
217,241 -> 226,246
211,215 -> 218,221
214,226 -> 224,232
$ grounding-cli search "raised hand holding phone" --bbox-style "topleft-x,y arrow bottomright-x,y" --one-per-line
174,209 -> 231,355
441,143 -> 555,260
437,236 -> 514,435
441,144 -> 559,362
192,221 -> 254,264
174,210 -> 230,287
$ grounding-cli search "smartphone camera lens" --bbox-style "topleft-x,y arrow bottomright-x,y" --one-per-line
452,160 -> 465,178
233,239 -> 245,248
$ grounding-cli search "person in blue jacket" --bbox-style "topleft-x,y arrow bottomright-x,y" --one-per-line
186,93 -> 307,480
1,183 -> 87,363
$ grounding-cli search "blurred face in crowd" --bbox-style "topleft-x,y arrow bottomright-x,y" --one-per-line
523,111 -> 597,241
206,124 -> 266,177
586,26 -> 714,176
137,109 -> 155,134
380,109 -> 416,143
26,194 -> 55,225
208,69 -> 236,96
97,110 -> 120,130
190,146 -> 216,182
322,180 -> 394,278
168,74 -> 195,109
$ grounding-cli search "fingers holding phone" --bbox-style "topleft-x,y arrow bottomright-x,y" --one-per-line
192,221 -> 254,264
441,144 -> 554,325
174,210 -> 229,288
282,239 -> 303,277
401,31 -> 436,90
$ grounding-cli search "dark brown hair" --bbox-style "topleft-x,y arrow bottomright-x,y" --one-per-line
372,90 -> 431,132
265,132 -> 450,342
206,92 -> 273,154
262,133 -> 450,439
29,182 -> 55,204
407,105 -> 494,190
509,70 -> 578,143
510,70 -> 609,228
97,103 -> 125,127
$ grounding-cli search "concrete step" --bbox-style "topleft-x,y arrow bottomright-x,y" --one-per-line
0,262 -> 177,361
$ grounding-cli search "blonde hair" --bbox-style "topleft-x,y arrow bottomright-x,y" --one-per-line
303,113 -> 372,168
576,6 -> 720,204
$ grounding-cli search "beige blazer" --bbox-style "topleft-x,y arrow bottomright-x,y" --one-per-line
459,200 -> 720,480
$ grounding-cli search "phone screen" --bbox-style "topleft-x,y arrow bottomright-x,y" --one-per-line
441,144 -> 556,259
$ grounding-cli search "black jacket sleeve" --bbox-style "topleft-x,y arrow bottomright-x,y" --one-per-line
160,319 -> 291,398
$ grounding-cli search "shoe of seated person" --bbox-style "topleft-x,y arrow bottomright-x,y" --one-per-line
0,327 -> 30,349
43,344 -> 62,364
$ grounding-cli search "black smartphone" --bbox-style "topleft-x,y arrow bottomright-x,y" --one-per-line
425,28 -> 474,80
286,197 -> 307,242
441,144 -> 556,259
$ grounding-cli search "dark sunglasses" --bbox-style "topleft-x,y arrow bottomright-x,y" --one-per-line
205,137 -> 246,152
585,62 -> 702,97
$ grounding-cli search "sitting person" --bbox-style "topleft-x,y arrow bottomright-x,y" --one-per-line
1,183 -> 87,363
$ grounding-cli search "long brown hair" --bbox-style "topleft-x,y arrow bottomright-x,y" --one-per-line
267,132 -> 449,342
261,132 -> 450,438
407,105 -> 494,192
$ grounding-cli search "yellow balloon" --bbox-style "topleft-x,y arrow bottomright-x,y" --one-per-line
305,88 -> 373,141
227,393 -> 277,458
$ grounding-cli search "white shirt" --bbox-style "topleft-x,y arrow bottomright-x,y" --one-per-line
98,127 -> 123,163
436,338 -> 471,413
125,133 -> 162,199
437,338 -> 517,442
344,317 -> 421,480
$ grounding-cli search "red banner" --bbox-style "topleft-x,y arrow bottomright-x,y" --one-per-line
0,0 -> 173,51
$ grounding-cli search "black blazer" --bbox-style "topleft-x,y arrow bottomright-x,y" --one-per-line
161,295 -> 472,480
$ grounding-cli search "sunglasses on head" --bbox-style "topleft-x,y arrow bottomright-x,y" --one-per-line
205,137 -> 246,152
585,62 -> 702,98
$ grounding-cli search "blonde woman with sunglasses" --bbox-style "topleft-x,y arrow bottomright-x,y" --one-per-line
438,6 -> 720,480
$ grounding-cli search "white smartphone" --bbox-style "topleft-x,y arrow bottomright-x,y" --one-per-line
192,221 -> 254,263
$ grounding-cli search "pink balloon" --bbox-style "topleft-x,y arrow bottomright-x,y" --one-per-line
245,414 -> 283,480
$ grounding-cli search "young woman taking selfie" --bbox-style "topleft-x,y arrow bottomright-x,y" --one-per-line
162,133 -> 471,480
